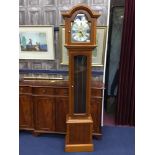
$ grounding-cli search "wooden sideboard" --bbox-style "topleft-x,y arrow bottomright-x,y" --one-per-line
19,79 -> 104,137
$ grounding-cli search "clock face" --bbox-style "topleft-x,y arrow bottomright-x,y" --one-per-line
71,14 -> 91,43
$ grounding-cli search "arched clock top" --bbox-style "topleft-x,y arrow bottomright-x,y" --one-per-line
62,5 -> 100,46
62,5 -> 100,18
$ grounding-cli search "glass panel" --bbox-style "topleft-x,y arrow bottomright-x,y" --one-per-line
71,14 -> 91,43
74,55 -> 87,113
106,7 -> 124,96
105,7 -> 124,116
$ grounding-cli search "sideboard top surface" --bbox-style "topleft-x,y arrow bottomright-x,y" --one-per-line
19,79 -> 104,89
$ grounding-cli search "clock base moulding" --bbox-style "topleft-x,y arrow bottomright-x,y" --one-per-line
65,115 -> 94,152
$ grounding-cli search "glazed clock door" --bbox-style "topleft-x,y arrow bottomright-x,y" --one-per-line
74,55 -> 87,114
70,52 -> 91,115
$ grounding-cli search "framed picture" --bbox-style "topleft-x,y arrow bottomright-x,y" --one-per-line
19,26 -> 55,60
60,25 -> 107,66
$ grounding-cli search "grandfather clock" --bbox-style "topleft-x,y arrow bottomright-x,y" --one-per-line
62,5 -> 100,152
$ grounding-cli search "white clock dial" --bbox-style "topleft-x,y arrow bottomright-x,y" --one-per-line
71,14 -> 90,42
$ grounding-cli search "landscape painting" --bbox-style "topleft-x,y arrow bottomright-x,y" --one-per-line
20,32 -> 48,52
19,26 -> 55,60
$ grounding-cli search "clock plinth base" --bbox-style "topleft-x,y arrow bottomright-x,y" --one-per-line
65,143 -> 94,152
65,115 -> 94,152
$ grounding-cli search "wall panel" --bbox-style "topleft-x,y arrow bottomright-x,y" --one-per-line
28,9 -> 41,25
58,0 -> 71,5
43,0 -> 55,5
28,0 -> 40,6
19,0 -> 27,6
19,10 -> 27,25
43,8 -> 57,25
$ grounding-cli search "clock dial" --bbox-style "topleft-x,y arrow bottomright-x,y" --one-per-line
71,14 -> 91,42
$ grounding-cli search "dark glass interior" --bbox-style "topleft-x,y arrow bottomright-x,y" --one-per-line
74,55 -> 87,113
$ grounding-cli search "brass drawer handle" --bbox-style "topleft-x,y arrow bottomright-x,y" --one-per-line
42,89 -> 46,93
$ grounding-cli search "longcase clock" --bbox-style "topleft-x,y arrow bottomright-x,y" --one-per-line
62,5 -> 100,152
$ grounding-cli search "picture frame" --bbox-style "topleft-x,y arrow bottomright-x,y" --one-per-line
60,25 -> 107,66
19,25 -> 55,60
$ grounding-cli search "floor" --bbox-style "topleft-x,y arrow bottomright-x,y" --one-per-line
104,111 -> 115,126
19,126 -> 135,155
103,96 -> 116,126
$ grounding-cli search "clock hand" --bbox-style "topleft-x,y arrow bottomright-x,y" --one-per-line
80,31 -> 84,37
79,31 -> 84,37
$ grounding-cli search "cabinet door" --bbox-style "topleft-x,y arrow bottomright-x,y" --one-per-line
34,97 -> 55,131
91,98 -> 102,133
55,97 -> 69,132
19,94 -> 34,129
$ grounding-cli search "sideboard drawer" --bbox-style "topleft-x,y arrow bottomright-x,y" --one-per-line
91,89 -> 102,97
55,88 -> 69,96
33,87 -> 54,95
20,86 -> 32,93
